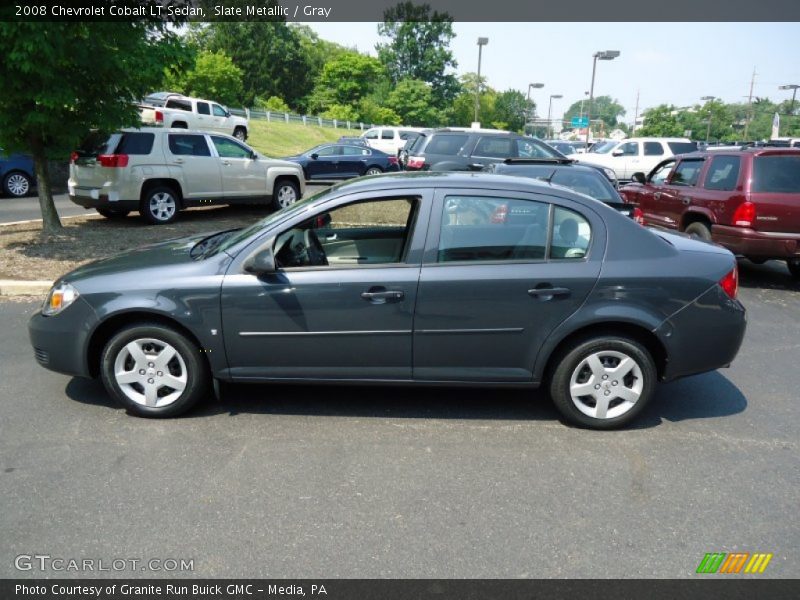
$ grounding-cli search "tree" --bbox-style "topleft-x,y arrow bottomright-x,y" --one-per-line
256,96 -> 291,112
385,79 -> 442,126
166,50 -> 243,106
451,73 -> 497,127
563,95 -> 625,130
0,23 -> 187,234
308,52 -> 386,113
321,105 -> 360,123
358,99 -> 401,126
376,2 -> 459,109
638,105 -> 684,138
494,90 -> 531,132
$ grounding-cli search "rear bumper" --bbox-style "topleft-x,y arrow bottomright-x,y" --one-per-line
711,225 -> 800,259
70,194 -> 139,211
655,285 -> 746,381
28,297 -> 98,378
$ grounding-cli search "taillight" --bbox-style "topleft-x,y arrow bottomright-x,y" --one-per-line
388,156 -> 398,165
732,201 -> 756,227
97,154 -> 129,168
154,110 -> 164,123
407,156 -> 425,169
632,206 -> 644,225
491,204 -> 508,224
70,151 -> 79,163
719,264 -> 738,300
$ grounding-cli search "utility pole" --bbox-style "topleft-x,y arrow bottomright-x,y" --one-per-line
633,90 -> 640,132
744,67 -> 756,140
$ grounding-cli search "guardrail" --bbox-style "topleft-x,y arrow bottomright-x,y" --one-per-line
228,107 -> 379,131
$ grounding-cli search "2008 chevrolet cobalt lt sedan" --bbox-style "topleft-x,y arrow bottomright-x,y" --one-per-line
29,172 -> 746,429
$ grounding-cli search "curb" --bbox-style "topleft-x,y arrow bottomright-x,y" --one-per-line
0,280 -> 53,297
0,213 -> 97,228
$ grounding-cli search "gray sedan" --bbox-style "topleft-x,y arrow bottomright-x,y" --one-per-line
28,172 -> 746,429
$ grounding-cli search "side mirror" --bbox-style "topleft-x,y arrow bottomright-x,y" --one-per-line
243,246 -> 276,275
310,153 -> 319,160
631,172 -> 647,184
611,149 -> 624,157
250,151 -> 258,160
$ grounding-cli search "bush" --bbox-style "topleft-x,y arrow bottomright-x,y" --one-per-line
256,95 -> 291,112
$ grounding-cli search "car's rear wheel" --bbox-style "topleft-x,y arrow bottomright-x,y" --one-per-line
365,166 -> 383,176
549,336 -> 656,429
685,221 -> 711,241
100,324 -> 209,418
3,171 -> 32,197
272,179 -> 299,210
787,259 -> 800,280
233,127 -> 247,141
96,208 -> 130,219
141,186 -> 180,224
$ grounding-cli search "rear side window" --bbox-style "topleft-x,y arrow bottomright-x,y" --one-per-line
644,142 -> 664,156
704,155 -> 741,191
752,156 -> 800,193
197,102 -> 210,115
343,146 -> 369,156
551,207 -> 591,260
668,142 -> 698,155
670,160 -> 704,186
424,134 -> 468,156
473,137 -> 515,158
165,98 -> 192,112
381,130 -> 394,140
115,133 -> 154,155
168,134 -> 211,157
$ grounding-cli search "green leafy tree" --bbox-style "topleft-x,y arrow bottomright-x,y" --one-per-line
256,96 -> 291,112
358,99 -> 401,126
638,105 -> 684,137
494,90 -> 531,132
321,104 -> 360,123
377,2 -> 459,109
166,50 -> 243,106
451,73 -> 497,127
308,52 -> 386,113
385,79 -> 442,126
0,23 -> 187,233
564,95 -> 625,130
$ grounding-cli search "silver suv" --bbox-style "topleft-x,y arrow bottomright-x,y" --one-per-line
69,128 -> 305,224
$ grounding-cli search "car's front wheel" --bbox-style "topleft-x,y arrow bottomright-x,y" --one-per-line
141,186 -> 180,224
100,324 -> 210,418
365,166 -> 383,176
233,127 -> 247,141
272,179 -> 299,210
685,221 -> 711,241
549,336 -> 656,429
3,171 -> 32,197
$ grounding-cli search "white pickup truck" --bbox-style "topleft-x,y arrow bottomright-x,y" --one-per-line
139,92 -> 249,141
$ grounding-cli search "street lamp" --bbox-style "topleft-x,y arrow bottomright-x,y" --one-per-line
474,37 -> 489,124
527,83 -> 544,122
547,94 -> 563,139
701,96 -> 716,142
585,50 -> 620,147
779,84 -> 800,114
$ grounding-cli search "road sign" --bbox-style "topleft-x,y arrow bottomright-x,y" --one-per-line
571,116 -> 589,128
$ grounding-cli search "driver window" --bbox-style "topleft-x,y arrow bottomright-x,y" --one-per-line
619,142 -> 639,156
650,161 -> 674,185
211,136 -> 251,159
273,198 -> 418,269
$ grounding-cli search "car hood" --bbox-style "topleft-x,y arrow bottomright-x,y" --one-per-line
259,157 -> 302,169
651,229 -> 732,256
59,233 -> 212,286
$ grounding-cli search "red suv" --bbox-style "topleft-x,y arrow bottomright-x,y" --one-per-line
620,148 -> 800,278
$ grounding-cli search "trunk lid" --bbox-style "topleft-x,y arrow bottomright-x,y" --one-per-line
652,229 -> 732,256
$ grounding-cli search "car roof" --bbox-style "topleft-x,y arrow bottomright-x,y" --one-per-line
494,161 -> 603,174
663,148 -> 800,160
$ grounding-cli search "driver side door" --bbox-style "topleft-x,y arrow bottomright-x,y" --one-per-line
220,190 -> 433,381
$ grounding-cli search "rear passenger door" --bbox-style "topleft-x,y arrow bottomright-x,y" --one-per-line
413,189 -> 605,382
166,133 -> 223,202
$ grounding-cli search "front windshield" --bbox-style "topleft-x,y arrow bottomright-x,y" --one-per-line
211,186 -> 338,256
589,141 -> 618,154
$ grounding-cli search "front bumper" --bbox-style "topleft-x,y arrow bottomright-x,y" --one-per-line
655,285 -> 746,381
28,297 -> 98,378
712,224 -> 800,259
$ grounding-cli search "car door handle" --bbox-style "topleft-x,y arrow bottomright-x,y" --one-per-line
173,158 -> 184,164
361,290 -> 404,302
528,286 -> 571,299
222,160 -> 231,166
324,233 -> 338,241
653,192 -> 662,200
468,163 -> 485,170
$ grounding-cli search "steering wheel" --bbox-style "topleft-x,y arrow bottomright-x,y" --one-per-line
304,229 -> 328,266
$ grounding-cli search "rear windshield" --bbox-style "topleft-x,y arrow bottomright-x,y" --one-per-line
667,142 -> 698,155
752,156 -> 800,193
115,133 -> 154,155
76,132 -> 153,157
406,134 -> 427,153
423,134 -> 469,156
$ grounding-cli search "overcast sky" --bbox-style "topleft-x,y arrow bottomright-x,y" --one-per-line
306,22 -> 800,123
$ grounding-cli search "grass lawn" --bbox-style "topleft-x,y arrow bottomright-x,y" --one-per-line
246,119 -> 355,157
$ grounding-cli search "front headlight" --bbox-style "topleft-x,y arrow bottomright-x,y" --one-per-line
42,282 -> 80,316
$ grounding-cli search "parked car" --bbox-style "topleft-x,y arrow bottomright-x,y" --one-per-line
404,128 -> 564,172
30,172 -> 746,429
361,126 -> 426,155
139,92 -> 249,141
282,143 -> 400,181
569,138 -> 698,182
1,149 -> 35,198
544,140 -> 585,156
484,159 -> 641,222
68,128 -> 304,224
620,148 -> 800,278
337,136 -> 368,146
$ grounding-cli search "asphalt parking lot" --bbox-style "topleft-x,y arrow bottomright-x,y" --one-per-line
0,260 -> 797,579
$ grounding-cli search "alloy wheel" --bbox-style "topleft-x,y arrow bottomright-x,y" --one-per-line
6,173 -> 30,197
113,338 -> 188,408
149,192 -> 176,221
365,167 -> 382,176
276,185 -> 297,208
568,350 -> 644,420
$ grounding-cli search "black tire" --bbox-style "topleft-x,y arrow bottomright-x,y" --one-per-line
787,259 -> 800,280
233,127 -> 247,141
3,170 -> 33,197
96,208 -> 130,219
272,179 -> 300,211
364,166 -> 383,176
140,186 -> 180,224
549,336 -> 657,430
685,221 -> 712,241
100,323 -> 210,418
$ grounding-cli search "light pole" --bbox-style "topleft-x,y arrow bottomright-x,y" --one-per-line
547,94 -> 562,139
474,37 -> 489,125
779,84 -> 800,115
578,90 -> 589,119
527,83 -> 544,126
701,95 -> 716,142
585,50 -> 620,147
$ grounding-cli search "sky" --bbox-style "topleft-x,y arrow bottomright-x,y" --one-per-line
306,22 -> 800,124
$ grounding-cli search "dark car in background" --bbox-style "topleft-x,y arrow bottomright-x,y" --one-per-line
29,172 -> 745,430
485,159 -> 641,222
403,128 -> 564,173
1,149 -> 36,198
545,140 -> 585,156
337,136 -> 368,146
283,143 -> 400,181
620,148 -> 800,278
